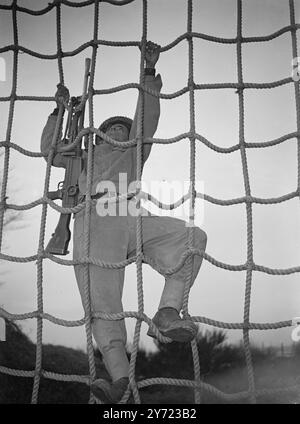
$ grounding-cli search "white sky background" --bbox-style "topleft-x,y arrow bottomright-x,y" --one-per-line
0,0 -> 300,353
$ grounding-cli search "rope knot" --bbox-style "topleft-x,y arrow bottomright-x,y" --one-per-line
90,40 -> 99,49
35,251 -> 45,265
57,48 -> 63,58
188,78 -> 195,90
246,260 -> 254,270
235,85 -> 245,94
9,92 -> 17,102
88,87 -> 95,97
186,32 -> 193,41
0,196 -> 8,211
291,24 -> 297,33
243,322 -> 251,330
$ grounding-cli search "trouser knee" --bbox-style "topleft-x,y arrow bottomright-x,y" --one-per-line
194,226 -> 207,251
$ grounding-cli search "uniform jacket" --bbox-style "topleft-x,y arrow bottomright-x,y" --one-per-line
40,74 -> 162,195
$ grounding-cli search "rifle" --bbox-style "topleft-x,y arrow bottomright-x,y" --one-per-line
46,58 -> 91,255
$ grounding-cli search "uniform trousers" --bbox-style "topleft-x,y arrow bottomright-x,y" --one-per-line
73,196 -> 207,381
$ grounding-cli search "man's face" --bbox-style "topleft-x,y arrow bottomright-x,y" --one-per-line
106,123 -> 129,142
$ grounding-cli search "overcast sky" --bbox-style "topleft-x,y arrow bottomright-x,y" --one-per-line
1,0 -> 300,353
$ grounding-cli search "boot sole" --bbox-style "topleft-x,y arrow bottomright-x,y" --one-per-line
147,321 -> 198,343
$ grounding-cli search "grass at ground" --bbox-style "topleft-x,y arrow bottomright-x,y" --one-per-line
1,321 -> 299,404
140,357 -> 300,404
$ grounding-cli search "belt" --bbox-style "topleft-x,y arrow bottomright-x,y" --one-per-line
79,191 -> 135,203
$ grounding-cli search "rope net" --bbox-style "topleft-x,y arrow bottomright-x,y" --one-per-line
0,0 -> 300,404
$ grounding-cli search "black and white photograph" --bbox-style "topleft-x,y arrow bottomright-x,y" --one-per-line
0,0 -> 300,410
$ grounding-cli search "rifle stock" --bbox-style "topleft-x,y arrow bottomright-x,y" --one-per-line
46,213 -> 71,255
46,58 -> 91,256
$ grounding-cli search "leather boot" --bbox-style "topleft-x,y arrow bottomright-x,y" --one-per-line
91,376 -> 129,404
147,307 -> 198,342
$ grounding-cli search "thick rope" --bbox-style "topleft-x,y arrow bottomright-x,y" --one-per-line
0,77 -> 297,107
0,0 -> 18,256
0,0 -> 299,405
80,0 -> 100,404
0,306 -> 292,331
236,0 -> 256,404
289,0 -> 300,197
31,0 -> 66,400
124,0 -> 148,405
1,131 -> 300,159
2,246 -> 300,278
56,0 -> 64,85
2,23 -> 300,56
0,363 -> 299,403
183,0 -> 201,405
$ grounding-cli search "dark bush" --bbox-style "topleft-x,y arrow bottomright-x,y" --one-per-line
0,319 -> 275,403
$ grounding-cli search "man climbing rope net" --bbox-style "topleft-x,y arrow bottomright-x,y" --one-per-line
40,41 -> 207,404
